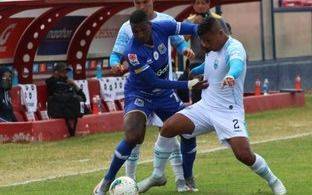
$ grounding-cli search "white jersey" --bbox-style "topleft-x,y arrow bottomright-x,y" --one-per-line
202,36 -> 247,111
112,12 -> 179,55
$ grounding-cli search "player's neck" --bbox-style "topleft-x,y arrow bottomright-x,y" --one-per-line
220,35 -> 229,50
148,11 -> 157,20
145,37 -> 153,46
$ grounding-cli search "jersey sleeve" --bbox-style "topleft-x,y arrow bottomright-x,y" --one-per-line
112,23 -> 131,55
226,42 -> 246,79
157,20 -> 198,37
226,42 -> 246,64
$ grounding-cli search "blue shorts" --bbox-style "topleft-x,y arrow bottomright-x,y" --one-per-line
124,91 -> 185,122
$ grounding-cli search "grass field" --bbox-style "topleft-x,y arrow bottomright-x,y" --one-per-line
0,95 -> 312,195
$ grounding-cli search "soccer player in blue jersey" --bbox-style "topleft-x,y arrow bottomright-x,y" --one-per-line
109,1 -> 196,191
93,10 -> 208,195
138,17 -> 287,195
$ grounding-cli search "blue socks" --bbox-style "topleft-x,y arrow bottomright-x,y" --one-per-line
180,136 -> 197,179
105,139 -> 136,181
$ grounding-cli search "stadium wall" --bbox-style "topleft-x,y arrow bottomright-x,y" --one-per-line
245,56 -> 312,92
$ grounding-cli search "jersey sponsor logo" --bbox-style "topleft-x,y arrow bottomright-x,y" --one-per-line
153,51 -> 159,60
128,53 -> 140,66
156,64 -> 169,77
147,59 -> 153,64
134,98 -> 144,107
158,43 -> 167,55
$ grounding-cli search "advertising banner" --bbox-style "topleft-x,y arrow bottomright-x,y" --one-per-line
37,16 -> 85,56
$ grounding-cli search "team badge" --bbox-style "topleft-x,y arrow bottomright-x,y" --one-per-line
128,54 -> 140,66
213,59 -> 218,69
158,43 -> 167,55
153,51 -> 159,60
134,98 -> 144,107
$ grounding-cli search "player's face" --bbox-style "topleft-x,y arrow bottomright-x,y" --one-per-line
193,0 -> 210,14
131,21 -> 151,43
200,30 -> 223,51
134,0 -> 154,15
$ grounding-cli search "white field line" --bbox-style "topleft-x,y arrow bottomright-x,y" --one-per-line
1,132 -> 312,188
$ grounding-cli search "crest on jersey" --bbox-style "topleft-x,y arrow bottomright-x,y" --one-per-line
128,54 -> 140,66
213,59 -> 219,69
153,51 -> 159,60
158,43 -> 167,55
134,98 -> 144,107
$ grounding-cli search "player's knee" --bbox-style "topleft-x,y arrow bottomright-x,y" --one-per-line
160,121 -> 174,137
125,133 -> 142,145
234,150 -> 254,166
124,126 -> 145,145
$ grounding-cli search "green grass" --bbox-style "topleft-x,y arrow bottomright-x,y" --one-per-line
0,135 -> 312,195
0,95 -> 312,194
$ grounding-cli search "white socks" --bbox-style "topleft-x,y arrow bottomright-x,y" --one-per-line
169,137 -> 184,181
125,144 -> 141,180
125,136 -> 184,181
152,135 -> 176,178
251,153 -> 278,185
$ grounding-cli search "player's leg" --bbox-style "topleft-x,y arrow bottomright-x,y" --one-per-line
152,112 -> 190,192
125,144 -> 141,180
125,113 -> 163,180
147,113 -> 185,185
93,111 -> 147,195
138,100 -> 213,193
138,113 -> 195,193
228,137 -> 286,195
180,136 -> 198,191
212,108 -> 286,195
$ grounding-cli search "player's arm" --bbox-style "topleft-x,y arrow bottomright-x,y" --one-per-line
161,20 -> 198,38
109,23 -> 130,75
190,62 -> 205,76
128,54 -> 206,90
170,36 -> 194,59
223,44 -> 246,87
110,24 -> 130,66
138,65 -> 207,90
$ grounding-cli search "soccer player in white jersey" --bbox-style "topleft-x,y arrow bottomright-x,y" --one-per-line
138,17 -> 287,195
108,0 -> 195,192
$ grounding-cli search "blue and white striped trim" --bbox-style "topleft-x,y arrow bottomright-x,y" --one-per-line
175,22 -> 181,35
134,64 -> 150,74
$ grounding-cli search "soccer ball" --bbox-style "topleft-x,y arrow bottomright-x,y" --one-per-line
109,176 -> 138,195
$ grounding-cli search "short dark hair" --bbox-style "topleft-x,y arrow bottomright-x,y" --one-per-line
130,10 -> 148,24
197,17 -> 222,36
193,0 -> 210,3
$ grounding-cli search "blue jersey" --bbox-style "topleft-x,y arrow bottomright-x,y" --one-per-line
124,20 -> 197,98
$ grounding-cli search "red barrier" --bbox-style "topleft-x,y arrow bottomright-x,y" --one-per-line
0,92 -> 305,143
0,111 -> 124,143
244,92 -> 305,113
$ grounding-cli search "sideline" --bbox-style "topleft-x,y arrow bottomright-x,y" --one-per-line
1,132 -> 312,188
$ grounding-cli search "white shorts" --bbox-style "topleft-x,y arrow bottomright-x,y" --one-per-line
179,100 -> 248,146
146,113 -> 163,127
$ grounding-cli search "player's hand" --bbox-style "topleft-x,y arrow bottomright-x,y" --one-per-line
188,78 -> 208,90
183,48 -> 195,60
110,64 -> 128,76
193,15 -> 204,24
222,75 -> 235,88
